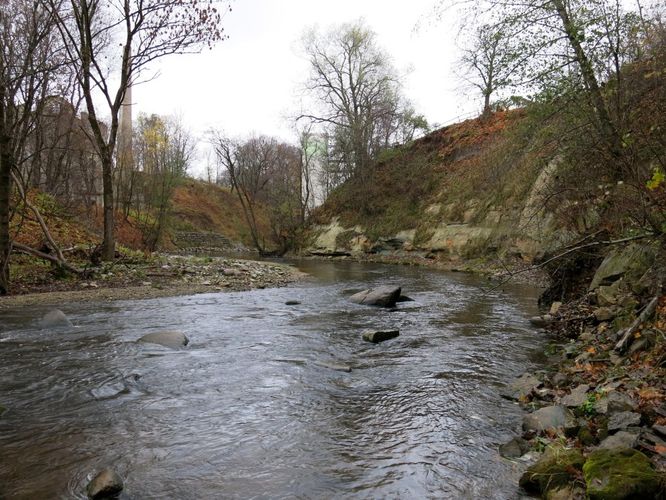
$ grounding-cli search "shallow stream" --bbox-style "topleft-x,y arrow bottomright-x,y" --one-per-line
0,260 -> 545,499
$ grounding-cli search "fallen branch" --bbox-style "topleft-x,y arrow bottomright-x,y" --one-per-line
614,296 -> 660,353
12,242 -> 84,275
483,232 -> 655,294
12,172 -> 71,267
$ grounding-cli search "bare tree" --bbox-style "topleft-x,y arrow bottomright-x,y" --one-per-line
299,20 -> 415,190
0,0 -> 67,294
213,134 -> 272,253
457,22 -> 523,116
46,0 -> 228,260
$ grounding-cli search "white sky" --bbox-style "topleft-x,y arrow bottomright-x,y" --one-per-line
131,0 -> 479,174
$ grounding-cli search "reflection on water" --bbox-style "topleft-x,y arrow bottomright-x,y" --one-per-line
0,260 -> 544,499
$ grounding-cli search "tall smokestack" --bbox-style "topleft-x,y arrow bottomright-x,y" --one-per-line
118,81 -> 133,169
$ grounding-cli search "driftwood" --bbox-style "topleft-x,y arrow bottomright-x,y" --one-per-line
12,242 -> 84,275
614,296 -> 660,353
10,172 -> 84,275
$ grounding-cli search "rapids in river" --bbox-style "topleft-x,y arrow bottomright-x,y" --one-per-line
0,260 -> 545,499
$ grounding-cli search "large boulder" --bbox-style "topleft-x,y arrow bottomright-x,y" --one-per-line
519,447 -> 585,496
583,448 -> 663,500
589,243 -> 656,291
349,286 -> 401,308
86,468 -> 123,499
138,331 -> 189,348
523,405 -> 577,434
39,309 -> 72,328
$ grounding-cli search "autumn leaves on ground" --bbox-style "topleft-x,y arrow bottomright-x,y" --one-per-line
6,179 -> 275,298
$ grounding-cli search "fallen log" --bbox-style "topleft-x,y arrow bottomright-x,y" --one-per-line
614,296 -> 659,353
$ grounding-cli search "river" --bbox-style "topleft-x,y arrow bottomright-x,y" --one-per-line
0,260 -> 545,499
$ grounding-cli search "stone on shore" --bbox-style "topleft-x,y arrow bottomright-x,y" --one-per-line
597,431 -> 639,450
523,405 -> 577,434
529,314 -> 553,327
86,468 -> 123,499
519,447 -> 585,496
362,330 -> 399,343
350,286 -> 401,307
499,437 -> 530,458
583,448 -> 663,500
39,309 -> 72,328
560,384 -> 590,408
594,391 -> 636,415
607,411 -> 641,432
138,330 -> 189,348
500,373 -> 540,401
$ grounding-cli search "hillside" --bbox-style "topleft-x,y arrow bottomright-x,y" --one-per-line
307,110 -> 564,264
167,179 -> 272,252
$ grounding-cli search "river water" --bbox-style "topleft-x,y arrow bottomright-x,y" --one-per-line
0,261 -> 545,499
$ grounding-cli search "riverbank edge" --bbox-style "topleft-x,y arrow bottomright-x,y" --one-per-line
303,249 -> 666,498
0,257 -> 306,309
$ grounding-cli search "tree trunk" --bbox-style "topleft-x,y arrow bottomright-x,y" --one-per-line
0,76 -> 11,294
0,135 -> 11,295
101,154 -> 115,260
552,0 -> 623,169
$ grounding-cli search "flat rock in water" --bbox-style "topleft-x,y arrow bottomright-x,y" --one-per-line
285,300 -> 301,305
597,430 -> 639,450
608,411 -> 641,431
362,330 -> 399,343
39,309 -> 72,328
87,468 -> 123,499
522,405 -> 577,434
350,286 -> 401,308
500,373 -> 540,401
138,330 -> 189,349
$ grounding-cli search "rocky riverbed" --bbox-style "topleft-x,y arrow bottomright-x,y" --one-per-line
499,244 -> 666,499
0,255 -> 304,309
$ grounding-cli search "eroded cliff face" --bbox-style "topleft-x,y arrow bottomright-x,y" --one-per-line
306,113 -> 582,264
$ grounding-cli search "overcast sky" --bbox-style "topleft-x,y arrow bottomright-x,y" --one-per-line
131,0 -> 478,173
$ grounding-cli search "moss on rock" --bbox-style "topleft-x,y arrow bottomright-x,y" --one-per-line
519,447 -> 585,495
583,448 -> 664,500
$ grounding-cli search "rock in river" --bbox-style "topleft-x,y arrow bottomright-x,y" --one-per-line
362,330 -> 400,343
138,330 -> 189,348
350,286 -> 401,307
86,468 -> 123,499
39,309 -> 72,328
